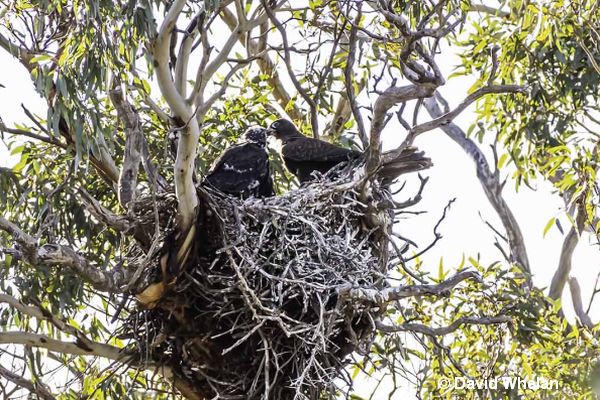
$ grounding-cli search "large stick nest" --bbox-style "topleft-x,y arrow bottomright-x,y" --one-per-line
121,163 -> 399,399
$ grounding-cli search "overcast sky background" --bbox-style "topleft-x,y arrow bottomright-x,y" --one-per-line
0,4 -> 598,397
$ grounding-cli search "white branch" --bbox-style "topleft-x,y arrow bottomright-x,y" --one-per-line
0,332 -> 125,360
152,0 -> 190,120
151,0 -> 203,228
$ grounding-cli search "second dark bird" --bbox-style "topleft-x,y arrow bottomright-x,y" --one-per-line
266,119 -> 361,183
203,127 -> 274,199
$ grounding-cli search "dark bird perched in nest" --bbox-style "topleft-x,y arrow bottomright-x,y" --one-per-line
203,127 -> 274,199
267,118 -> 432,185
266,119 -> 361,183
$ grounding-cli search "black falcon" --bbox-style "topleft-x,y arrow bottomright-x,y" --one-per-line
203,127 -> 274,198
266,119 -> 361,183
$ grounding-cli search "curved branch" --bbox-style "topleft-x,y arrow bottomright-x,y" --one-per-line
368,83 -> 438,174
549,207 -> 586,300
569,277 -> 595,328
423,94 -> 532,277
404,84 -> 526,144
151,0 -> 202,229
175,12 -> 203,98
152,0 -> 190,120
0,364 -> 55,400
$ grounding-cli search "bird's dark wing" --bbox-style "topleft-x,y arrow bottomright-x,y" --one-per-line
258,157 -> 275,197
282,137 -> 360,163
207,142 -> 245,175
204,143 -> 273,197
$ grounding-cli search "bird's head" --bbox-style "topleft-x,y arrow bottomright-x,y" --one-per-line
243,126 -> 268,147
266,119 -> 302,141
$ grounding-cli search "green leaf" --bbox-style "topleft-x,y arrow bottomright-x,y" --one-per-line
543,217 -> 555,237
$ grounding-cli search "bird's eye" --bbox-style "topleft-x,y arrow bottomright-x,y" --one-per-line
272,122 -> 279,129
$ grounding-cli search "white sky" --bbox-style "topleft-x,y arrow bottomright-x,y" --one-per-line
0,3 -> 598,398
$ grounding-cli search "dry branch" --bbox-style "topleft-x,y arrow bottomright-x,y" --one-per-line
110,85 -> 144,207
423,94 -> 532,277
404,84 -> 526,145
0,215 -> 128,292
109,85 -> 169,199
368,84 -> 438,174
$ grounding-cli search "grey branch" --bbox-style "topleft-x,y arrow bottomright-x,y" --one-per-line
36,245 -> 127,292
0,364 -> 55,400
568,277 -> 595,329
405,84 -> 526,145
376,315 -> 511,336
344,13 -> 369,147
109,85 -> 168,202
423,94 -> 531,277
78,188 -> 132,232
549,207 -> 586,300
340,271 -> 482,303
368,83 -> 438,174
0,215 -> 127,292
109,85 -> 143,207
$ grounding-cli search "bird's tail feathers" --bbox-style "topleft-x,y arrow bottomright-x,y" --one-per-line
379,147 -> 432,184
